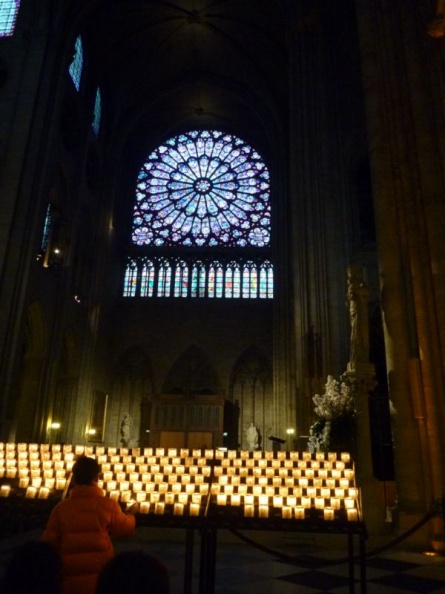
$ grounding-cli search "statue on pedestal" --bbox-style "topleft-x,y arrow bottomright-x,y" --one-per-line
246,423 -> 259,451
120,414 -> 132,447
346,266 -> 370,372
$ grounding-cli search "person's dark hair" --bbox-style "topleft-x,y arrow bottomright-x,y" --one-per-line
72,455 -> 101,485
96,549 -> 169,594
1,540 -> 63,594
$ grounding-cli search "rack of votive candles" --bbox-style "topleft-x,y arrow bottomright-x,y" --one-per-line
0,444 -> 363,525
209,449 -> 363,523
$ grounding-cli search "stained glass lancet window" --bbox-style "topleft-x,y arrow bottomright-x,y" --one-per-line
69,36 -> 83,91
0,0 -> 20,37
125,129 -> 273,299
92,88 -> 101,135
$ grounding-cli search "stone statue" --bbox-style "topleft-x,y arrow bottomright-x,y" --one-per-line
346,266 -> 369,370
120,414 -> 132,447
246,423 -> 259,451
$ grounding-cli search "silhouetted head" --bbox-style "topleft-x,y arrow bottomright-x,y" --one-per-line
96,549 -> 169,594
72,455 -> 100,485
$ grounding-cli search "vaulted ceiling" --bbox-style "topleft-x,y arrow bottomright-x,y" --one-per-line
74,0 -> 322,158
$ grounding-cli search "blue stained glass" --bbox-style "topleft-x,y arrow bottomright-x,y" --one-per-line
132,130 -> 270,247
0,0 -> 20,37
69,36 -> 83,91
92,88 -> 101,135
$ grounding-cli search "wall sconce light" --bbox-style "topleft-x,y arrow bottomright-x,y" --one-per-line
87,428 -> 96,436
286,428 -> 295,435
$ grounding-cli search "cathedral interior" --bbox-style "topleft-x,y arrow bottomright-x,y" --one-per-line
0,0 -> 444,550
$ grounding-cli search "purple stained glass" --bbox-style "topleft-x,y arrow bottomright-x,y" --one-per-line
132,130 -> 270,247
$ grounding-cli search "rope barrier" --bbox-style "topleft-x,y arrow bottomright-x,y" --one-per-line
229,497 -> 444,568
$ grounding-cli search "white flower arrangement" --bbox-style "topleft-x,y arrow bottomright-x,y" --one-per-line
308,375 -> 357,453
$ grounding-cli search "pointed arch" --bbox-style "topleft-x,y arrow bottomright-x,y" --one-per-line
162,345 -> 221,396
230,346 -> 272,450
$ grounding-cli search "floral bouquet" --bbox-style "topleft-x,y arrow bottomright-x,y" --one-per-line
308,375 -> 357,453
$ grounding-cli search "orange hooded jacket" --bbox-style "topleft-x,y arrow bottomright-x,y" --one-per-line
41,484 -> 136,594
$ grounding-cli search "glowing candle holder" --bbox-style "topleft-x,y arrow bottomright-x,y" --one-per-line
344,498 -> 356,509
347,508 -> 358,521
273,496 -> 283,508
173,503 -> 184,515
315,497 -> 325,509
217,494 -> 227,506
243,503 -> 254,517
0,485 -> 11,497
324,507 -> 334,520
335,488 -> 345,498
190,503 -> 200,516
259,505 -> 269,518
301,497 -> 311,509
31,477 -> 42,488
110,490 -> 120,502
348,488 -> 358,499
282,506 -> 292,519
321,488 -> 331,498
136,491 -> 146,502
295,506 -> 305,519
258,495 -> 269,506
231,494 -> 241,506
155,502 -> 165,515
38,487 -> 50,499
253,485 -> 262,496
340,478 -> 350,489
19,477 -> 30,488
330,497 -> 341,510
26,486 -> 37,499
178,492 -> 188,505
165,492 -> 175,505
139,501 -> 150,514
279,487 -> 289,497
133,481 -> 143,493
45,478 -> 55,489
307,487 -> 316,498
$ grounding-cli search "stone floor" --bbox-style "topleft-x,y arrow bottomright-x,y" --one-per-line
1,526 -> 444,593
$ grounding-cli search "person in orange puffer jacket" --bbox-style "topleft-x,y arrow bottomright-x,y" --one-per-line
41,455 -> 137,594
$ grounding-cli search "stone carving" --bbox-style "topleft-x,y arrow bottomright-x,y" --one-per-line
246,422 -> 259,451
120,414 -> 132,447
346,266 -> 369,371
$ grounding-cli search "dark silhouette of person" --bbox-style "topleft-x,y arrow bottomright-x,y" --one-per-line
96,549 -> 170,594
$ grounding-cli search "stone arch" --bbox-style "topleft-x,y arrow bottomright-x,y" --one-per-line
109,346 -> 155,447
230,346 -> 272,450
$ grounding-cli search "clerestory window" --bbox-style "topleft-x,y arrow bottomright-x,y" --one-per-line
123,129 -> 273,299
69,36 -> 83,91
0,0 -> 20,37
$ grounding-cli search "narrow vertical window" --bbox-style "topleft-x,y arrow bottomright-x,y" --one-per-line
92,88 -> 101,135
158,261 -> 172,297
40,204 -> 52,253
225,267 -> 233,298
0,0 -> 20,38
174,261 -> 188,297
215,264 -> 223,298
123,260 -> 138,297
69,36 -> 83,91
140,259 -> 155,297
208,265 -> 215,298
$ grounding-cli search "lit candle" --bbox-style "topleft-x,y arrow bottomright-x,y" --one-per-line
244,504 -> 254,517
295,506 -> 305,519
330,497 -> 341,510
301,497 -> 311,509
136,491 -> 146,502
109,490 -> 120,502
217,494 -> 227,506
26,486 -> 37,498
347,508 -> 358,521
282,506 -> 292,519
155,502 -> 165,515
258,505 -> 269,518
19,477 -> 29,488
231,494 -> 241,506
344,498 -> 355,509
173,503 -> 184,515
324,507 -> 334,520
139,502 -> 150,514
315,497 -> 325,509
190,503 -> 200,516
0,485 -> 11,497
38,487 -> 50,499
